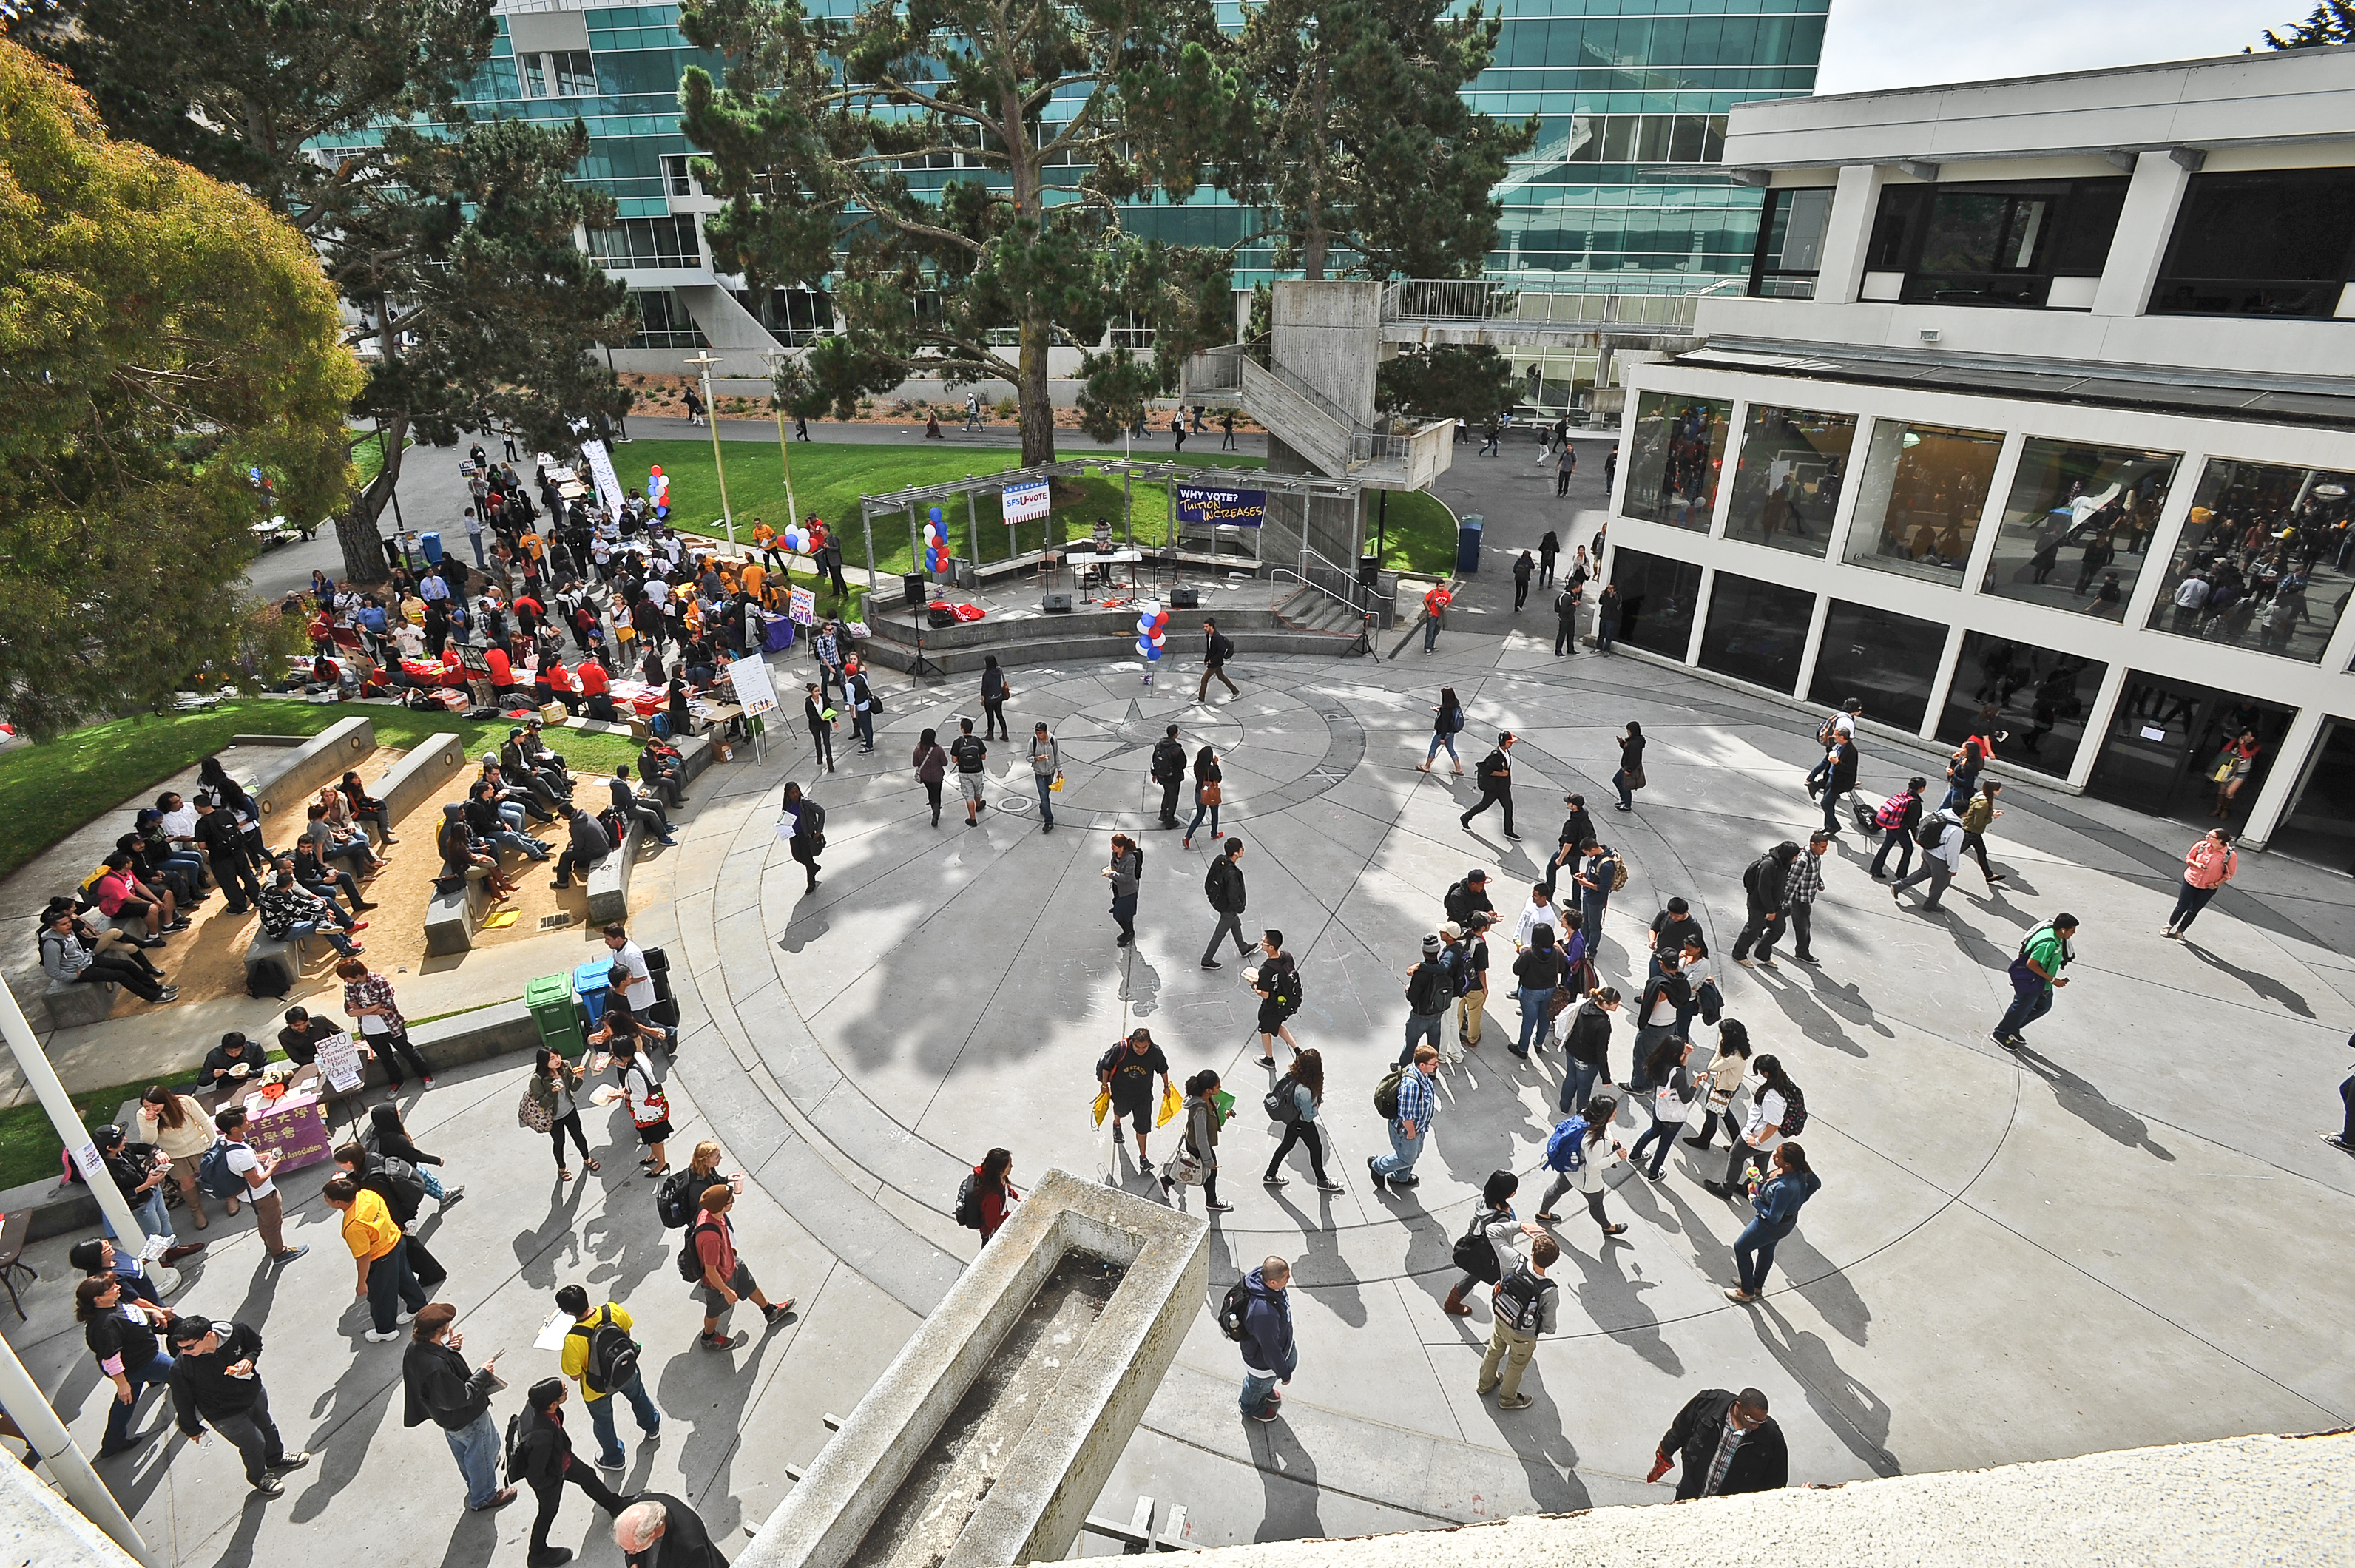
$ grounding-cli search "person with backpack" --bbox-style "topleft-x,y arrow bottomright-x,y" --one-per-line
781,780 -> 824,891
1511,550 -> 1533,612
332,1143 -> 445,1291
1445,1169 -> 1543,1317
1451,914 -> 1494,1053
1459,731 -> 1520,839
1444,868 -> 1496,930
1197,618 -> 1240,703
1368,1043 -> 1441,1191
401,1303 -> 513,1513
1725,1143 -> 1821,1304
1941,732 -> 1992,813
1098,1029 -> 1174,1172
1510,926 -> 1567,1058
1572,839 -> 1619,944
1995,913 -> 2078,1052
555,1283 -> 661,1471
1398,933 -> 1456,1067
1960,780 -> 2009,889
1805,698 -> 1862,800
368,1102 -> 462,1212
1728,840 -> 1797,972
688,1183 -> 792,1350
516,1376 -> 630,1567
1477,1233 -> 1560,1410
1231,1254 -> 1295,1421
1419,687 -> 1467,774
1819,731 -> 1860,839
949,717 -> 989,825
1262,1047 -> 1340,1192
205,1106 -> 308,1266
1868,777 -> 1927,881
1102,834 -> 1143,947
1199,837 -> 1251,971
1160,1070 -> 1230,1213
1706,1054 -> 1801,1197
1151,723 -> 1189,827
1544,797 -> 1595,899
962,1148 -> 1021,1241
1891,806 -> 1965,912
1533,1095 -> 1630,1240
1250,930 -> 1302,1067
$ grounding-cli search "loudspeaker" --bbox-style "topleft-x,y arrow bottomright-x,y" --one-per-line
902,573 -> 927,609
1041,592 -> 1073,613
1170,585 -> 1200,609
928,604 -> 956,629
1356,554 -> 1380,587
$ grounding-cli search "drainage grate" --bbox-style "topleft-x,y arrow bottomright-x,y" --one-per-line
538,913 -> 572,930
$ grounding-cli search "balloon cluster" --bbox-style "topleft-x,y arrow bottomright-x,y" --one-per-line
648,465 -> 669,520
1133,598 -> 1169,661
922,505 -> 947,575
780,521 -> 814,555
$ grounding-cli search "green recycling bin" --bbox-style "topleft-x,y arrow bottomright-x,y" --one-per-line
524,973 -> 587,1060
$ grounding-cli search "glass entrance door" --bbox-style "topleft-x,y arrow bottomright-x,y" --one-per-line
2087,673 -> 2295,828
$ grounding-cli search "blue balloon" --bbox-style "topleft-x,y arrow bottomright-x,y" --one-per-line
1135,636 -> 1153,658
928,506 -> 943,524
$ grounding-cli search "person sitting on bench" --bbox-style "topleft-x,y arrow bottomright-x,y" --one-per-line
499,730 -> 562,814
636,741 -> 687,808
39,907 -> 176,1004
464,785 -> 553,861
436,805 -> 524,902
518,719 -> 575,793
256,869 -> 366,958
575,655 -> 616,722
288,842 -> 374,915
607,768 -> 677,847
550,806 -> 612,891
302,802 -> 384,878
89,851 -> 184,943
478,757 -> 554,825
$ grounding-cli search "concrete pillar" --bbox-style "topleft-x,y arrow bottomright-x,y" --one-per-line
1811,165 -> 1889,305
2093,151 -> 2195,318
1269,280 -> 1381,425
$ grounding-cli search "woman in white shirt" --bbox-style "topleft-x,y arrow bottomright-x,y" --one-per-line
1706,1052 -> 1794,1197
1513,884 -> 1562,953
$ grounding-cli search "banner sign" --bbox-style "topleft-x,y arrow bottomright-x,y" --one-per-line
580,439 -> 626,521
729,652 -> 781,719
787,586 -> 817,626
1001,479 -> 1052,524
1175,485 -> 1266,528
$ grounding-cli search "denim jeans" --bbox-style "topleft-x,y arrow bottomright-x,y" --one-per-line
584,1371 -> 662,1465
288,918 -> 358,958
1186,795 -> 1220,839
1581,895 -> 1609,942
1240,1342 -> 1297,1418
1035,773 -> 1055,825
1425,732 -> 1459,765
1611,769 -> 1633,808
1561,1056 -> 1601,1115
1515,987 -> 1554,1055
101,1348 -> 175,1453
1398,1011 -> 1444,1066
365,1239 -> 427,1332
1630,1024 -> 1674,1092
1734,1217 -> 1793,1294
1422,616 -> 1441,651
1371,1122 -> 1425,1182
447,1409 -> 503,1508
1995,982 -> 2055,1042
132,1186 -> 174,1242
2168,880 -> 2219,932
1632,1113 -> 1680,1177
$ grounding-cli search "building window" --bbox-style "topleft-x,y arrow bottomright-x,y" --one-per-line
622,289 -> 707,349
1621,393 -> 1730,532
588,217 -> 703,271
1697,572 -> 1814,694
1748,187 -> 1832,299
731,287 -> 834,345
1722,404 -> 1854,558
518,53 -> 547,98
2270,717 -> 2355,871
1842,419 -> 2004,586
1980,441 -> 2180,622
1605,548 -> 1702,660
2150,168 -> 2355,319
2143,458 -> 2354,663
1865,178 -> 2126,308
660,154 -> 697,197
1808,599 -> 1948,734
552,51 -> 597,97
1936,632 -> 2109,781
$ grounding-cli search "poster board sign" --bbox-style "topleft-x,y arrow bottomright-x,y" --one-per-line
1175,485 -> 1266,528
1001,479 -> 1052,524
729,652 -> 780,719
787,586 -> 817,626
315,1030 -> 365,1093
580,439 -> 627,521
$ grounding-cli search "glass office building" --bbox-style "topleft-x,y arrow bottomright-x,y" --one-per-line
417,1 -> 1824,352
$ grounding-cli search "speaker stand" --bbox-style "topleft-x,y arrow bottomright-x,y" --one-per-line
910,598 -> 938,679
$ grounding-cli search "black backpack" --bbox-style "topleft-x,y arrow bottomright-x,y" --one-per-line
502,1411 -> 529,1485
1450,1207 -> 1504,1284
1915,814 -> 1947,851
1406,962 -> 1451,1016
1217,1277 -> 1255,1341
1263,1073 -> 1302,1124
1779,1081 -> 1809,1137
567,1307 -> 641,1396
655,1168 -> 700,1229
1493,1267 -> 1555,1334
953,1173 -> 984,1230
676,1219 -> 720,1283
1268,959 -> 1302,1012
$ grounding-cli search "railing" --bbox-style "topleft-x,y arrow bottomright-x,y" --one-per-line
1350,432 -> 1410,464
1379,280 -> 1700,332
1180,345 -> 1244,395
1237,359 -> 1351,473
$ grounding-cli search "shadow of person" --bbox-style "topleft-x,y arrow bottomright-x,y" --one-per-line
1751,977 -> 1870,1059
1263,1184 -> 1367,1328
1558,1238 -> 1683,1374
290,1331 -> 402,1523
1474,1376 -> 1594,1513
1120,949 -> 1163,1020
1748,1297 -> 1902,1477
2182,939 -> 2317,1019
197,1486 -> 271,1568
1766,1230 -> 1873,1347
2010,1043 -> 2175,1160
1246,1416 -> 1325,1542
1799,970 -> 1896,1041
514,1165 -> 590,1285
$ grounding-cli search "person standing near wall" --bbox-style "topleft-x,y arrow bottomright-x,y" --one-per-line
2164,828 -> 2236,939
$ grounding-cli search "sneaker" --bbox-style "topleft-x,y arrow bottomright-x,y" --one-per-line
365,1328 -> 400,1342
595,1456 -> 625,1473
2320,1133 -> 2355,1151
1263,1175 -> 1288,1188
1365,1157 -> 1387,1192
1496,1394 -> 1533,1410
440,1186 -> 466,1206
472,1487 -> 518,1511
396,1309 -> 416,1325
1112,1124 -> 1125,1145
762,1300 -> 796,1325
1794,954 -> 1821,966
1200,959 -> 1221,970
1723,1288 -> 1759,1305
1503,831 -> 1522,840
1314,1180 -> 1346,1194
251,1474 -> 285,1498
1205,1200 -> 1233,1213
421,1075 -> 434,1088
1388,1174 -> 1420,1189
269,1451 -> 313,1473
700,1332 -> 740,1352
1250,1405 -> 1280,1422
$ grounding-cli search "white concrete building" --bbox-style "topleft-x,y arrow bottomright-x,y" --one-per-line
1603,45 -> 2355,865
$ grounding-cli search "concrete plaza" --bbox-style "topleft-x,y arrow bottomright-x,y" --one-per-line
13,436 -> 2355,1565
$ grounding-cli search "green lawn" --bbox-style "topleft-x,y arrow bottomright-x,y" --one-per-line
0,699 -> 643,882
0,1072 -> 197,1192
618,439 -> 1457,582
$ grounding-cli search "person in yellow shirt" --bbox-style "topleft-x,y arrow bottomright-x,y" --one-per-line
554,1283 -> 663,1470
324,1174 -> 425,1343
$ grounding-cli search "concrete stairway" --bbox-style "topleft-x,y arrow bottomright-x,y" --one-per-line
1180,346 -> 1454,491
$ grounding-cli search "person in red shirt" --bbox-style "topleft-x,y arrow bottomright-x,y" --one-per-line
1421,584 -> 1453,654
574,657 -> 615,722
689,1186 -> 791,1351
971,1148 -> 1020,1242
92,851 -> 184,941
482,646 -> 515,690
542,658 -> 574,712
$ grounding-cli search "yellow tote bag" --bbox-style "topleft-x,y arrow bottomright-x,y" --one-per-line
1156,1083 -> 1182,1128
1092,1089 -> 1112,1127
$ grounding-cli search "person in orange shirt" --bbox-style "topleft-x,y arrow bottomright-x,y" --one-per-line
741,558 -> 767,602
323,1174 -> 424,1342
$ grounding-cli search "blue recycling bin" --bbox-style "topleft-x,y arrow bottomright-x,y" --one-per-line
421,530 -> 444,565
574,959 -> 615,1032
1454,514 -> 1484,575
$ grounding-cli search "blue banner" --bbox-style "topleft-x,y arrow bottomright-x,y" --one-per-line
1175,484 -> 1266,528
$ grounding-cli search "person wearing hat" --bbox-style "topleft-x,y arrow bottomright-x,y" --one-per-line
93,1124 -> 205,1265
517,1375 -> 629,1566
1444,868 -> 1495,930
401,1303 -> 514,1513
1398,933 -> 1456,1067
167,1314 -> 310,1496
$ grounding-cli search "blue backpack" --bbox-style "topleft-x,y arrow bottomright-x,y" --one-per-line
1543,1117 -> 1589,1173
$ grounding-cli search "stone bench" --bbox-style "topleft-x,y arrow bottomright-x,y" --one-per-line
583,735 -> 716,925
374,731 -> 467,823
42,977 -> 116,1030
243,931 -> 309,998
422,865 -> 499,956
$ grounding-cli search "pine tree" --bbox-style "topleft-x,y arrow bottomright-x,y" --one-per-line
2260,1 -> 2355,47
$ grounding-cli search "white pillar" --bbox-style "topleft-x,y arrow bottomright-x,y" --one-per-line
1811,165 -> 1888,306
2092,152 -> 2196,319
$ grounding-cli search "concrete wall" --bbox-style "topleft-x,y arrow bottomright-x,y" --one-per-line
374,731 -> 467,824
0,1448 -> 142,1567
249,717 -> 376,828
1271,282 -> 1383,427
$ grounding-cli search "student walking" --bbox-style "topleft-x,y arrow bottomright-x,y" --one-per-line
1631,1037 -> 1697,1179
1725,1143 -> 1821,1303
912,727 -> 949,827
1460,732 -> 1520,838
1396,933 -> 1456,1065
1098,1028 -> 1174,1172
1476,1234 -> 1560,1409
803,683 -> 837,772
1994,913 -> 2078,1051
689,1183 -> 793,1350
1868,777 -> 1927,879
1781,833 -> 1829,964
1891,807 -> 1964,911
556,1284 -> 662,1470
1684,1018 -> 1752,1150
965,1148 -> 1021,1242
1533,1097 -> 1629,1240
1197,618 -> 1240,702
1420,582 -> 1452,652
1199,838 -> 1251,969
1959,781 -> 2009,888
401,1303 -> 513,1513
1453,914 -> 1493,1052
1558,986 -> 1621,1112
1027,723 -> 1061,832
516,1377 -> 629,1566
1161,1069 -> 1230,1212
1104,834 -> 1142,946
1251,931 -> 1303,1065
1368,1044 -> 1441,1190
617,1035 -> 672,1177
1731,842 -> 1797,968
1612,721 -> 1645,811
2164,828 -> 2237,937
1183,744 -> 1224,848
1419,687 -> 1467,774
1152,723 -> 1188,825
323,1172 -> 425,1342
1512,552 -> 1533,612
1649,1388 -> 1786,1498
1537,531 -> 1559,586
1263,1048 -> 1341,1192
1235,1256 -> 1294,1422
950,717 -> 989,825
1555,442 -> 1577,497
1443,1169 -> 1544,1317
168,1315 -> 311,1497
979,655 -> 1010,739
780,780 -> 824,891
1819,733 -> 1859,837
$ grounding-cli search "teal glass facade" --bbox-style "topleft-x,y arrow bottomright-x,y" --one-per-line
450,0 -> 1822,296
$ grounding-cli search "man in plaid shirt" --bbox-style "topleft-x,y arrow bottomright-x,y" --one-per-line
1783,831 -> 1830,966
1368,1044 -> 1441,1191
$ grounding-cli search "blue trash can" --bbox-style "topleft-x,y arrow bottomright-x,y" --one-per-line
422,530 -> 444,565
574,959 -> 614,1033
1455,514 -> 1484,575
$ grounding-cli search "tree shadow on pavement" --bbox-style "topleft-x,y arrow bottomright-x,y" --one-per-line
1748,1298 -> 1902,1478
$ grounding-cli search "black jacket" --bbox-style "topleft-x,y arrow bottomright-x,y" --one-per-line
402,1339 -> 496,1433
623,1493 -> 727,1568
1658,1388 -> 1788,1500
277,1016 -> 339,1067
99,1141 -> 164,1206
1150,737 -> 1187,783
567,811 -> 612,866
1443,880 -> 1495,927
1744,853 -> 1790,916
1827,739 -> 1859,791
1203,855 -> 1246,914
1562,1001 -> 1612,1069
1512,947 -> 1565,990
170,1322 -> 268,1434
516,1402 -> 579,1488
1474,748 -> 1511,787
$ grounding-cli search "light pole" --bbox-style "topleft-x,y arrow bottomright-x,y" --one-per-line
762,349 -> 802,534
685,351 -> 734,547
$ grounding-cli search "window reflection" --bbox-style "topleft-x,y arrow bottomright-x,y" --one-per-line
2145,459 -> 2355,663
1606,548 -> 1703,659
1808,599 -> 1947,732
1981,440 -> 2178,621
1843,420 -> 2004,585
1621,394 -> 1731,532
1723,405 -> 1854,558
1698,572 -> 1814,693
1936,632 -> 2109,779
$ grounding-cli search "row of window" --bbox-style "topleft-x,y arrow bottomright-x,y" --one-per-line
1622,391 -> 2355,666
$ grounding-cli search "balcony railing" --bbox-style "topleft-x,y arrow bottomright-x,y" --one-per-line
1381,280 -> 1701,331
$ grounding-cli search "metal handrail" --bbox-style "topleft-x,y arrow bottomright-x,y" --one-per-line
1379,279 -> 1700,331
